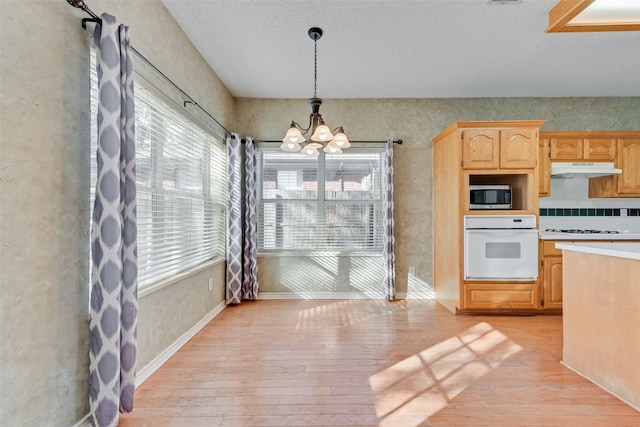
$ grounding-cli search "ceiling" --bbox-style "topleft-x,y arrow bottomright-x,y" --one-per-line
161,0 -> 640,99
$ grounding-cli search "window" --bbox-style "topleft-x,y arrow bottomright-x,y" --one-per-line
90,50 -> 226,289
257,147 -> 384,252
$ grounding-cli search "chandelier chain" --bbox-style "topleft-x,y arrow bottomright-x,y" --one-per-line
314,38 -> 317,98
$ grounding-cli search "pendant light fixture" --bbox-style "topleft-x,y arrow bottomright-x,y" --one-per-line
281,27 -> 350,156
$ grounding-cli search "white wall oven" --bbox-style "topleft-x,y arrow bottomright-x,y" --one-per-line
464,215 -> 538,281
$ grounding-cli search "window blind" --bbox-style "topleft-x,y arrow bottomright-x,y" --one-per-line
257,147 -> 384,252
90,48 -> 226,289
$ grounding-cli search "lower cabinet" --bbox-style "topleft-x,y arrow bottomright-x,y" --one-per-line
540,240 -> 564,311
463,283 -> 539,310
538,239 -> 640,311
542,257 -> 563,310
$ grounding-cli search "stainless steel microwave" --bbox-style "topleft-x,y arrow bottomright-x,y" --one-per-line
469,185 -> 512,210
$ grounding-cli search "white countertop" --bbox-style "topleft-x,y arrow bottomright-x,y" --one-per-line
539,231 -> 640,240
555,242 -> 640,261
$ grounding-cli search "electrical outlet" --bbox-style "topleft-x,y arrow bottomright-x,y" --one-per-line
208,278 -> 213,292
408,266 -> 416,276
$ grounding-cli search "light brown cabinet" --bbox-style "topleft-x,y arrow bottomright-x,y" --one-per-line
538,239 -> 640,311
539,138 -> 550,197
539,131 -> 640,198
541,241 -> 563,311
462,128 -> 538,170
464,283 -> 539,310
548,133 -> 616,161
589,137 -> 640,198
584,138 -> 617,160
433,121 -> 545,314
551,137 -> 582,160
462,130 -> 498,169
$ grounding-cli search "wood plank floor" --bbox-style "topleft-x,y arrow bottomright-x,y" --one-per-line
119,299 -> 640,426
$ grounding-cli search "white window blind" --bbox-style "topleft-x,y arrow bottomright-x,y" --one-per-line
257,147 -> 384,252
90,48 -> 226,289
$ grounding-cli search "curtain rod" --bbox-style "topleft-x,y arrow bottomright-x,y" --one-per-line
66,0 -> 233,137
240,138 -> 403,145
67,1 -> 402,148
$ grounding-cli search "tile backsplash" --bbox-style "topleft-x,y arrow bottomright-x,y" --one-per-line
540,177 -> 640,231
540,208 -> 625,217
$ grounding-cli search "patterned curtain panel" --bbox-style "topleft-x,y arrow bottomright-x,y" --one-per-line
382,138 -> 396,300
242,137 -> 259,300
226,134 -> 243,304
89,14 -> 138,427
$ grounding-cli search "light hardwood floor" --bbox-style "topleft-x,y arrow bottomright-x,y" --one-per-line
119,299 -> 640,426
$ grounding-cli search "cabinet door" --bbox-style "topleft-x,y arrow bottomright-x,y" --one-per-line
500,128 -> 537,169
539,138 -> 550,196
551,138 -> 583,160
584,138 -> 616,160
462,130 -> 499,169
617,138 -> 640,195
463,283 -> 538,310
543,257 -> 563,310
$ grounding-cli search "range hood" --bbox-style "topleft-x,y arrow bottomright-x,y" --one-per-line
551,162 -> 621,179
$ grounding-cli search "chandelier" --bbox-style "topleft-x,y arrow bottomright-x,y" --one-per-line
280,27 -> 350,157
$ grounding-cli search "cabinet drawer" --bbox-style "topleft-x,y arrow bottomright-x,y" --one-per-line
463,283 -> 538,310
543,241 -> 562,256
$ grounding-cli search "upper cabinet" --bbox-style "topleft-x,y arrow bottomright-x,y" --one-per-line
539,138 -> 551,197
501,128 -> 538,169
462,130 -> 498,169
551,137 -> 582,160
548,133 -> 616,161
584,138 -> 617,160
589,137 -> 640,198
617,138 -> 640,194
463,128 -> 537,169
539,131 -> 640,198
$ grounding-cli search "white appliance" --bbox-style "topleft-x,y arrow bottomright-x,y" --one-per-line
551,162 -> 621,179
469,184 -> 512,210
464,215 -> 538,281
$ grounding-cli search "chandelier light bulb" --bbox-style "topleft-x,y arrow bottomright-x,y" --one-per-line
283,126 -> 306,145
332,130 -> 350,149
303,148 -> 320,157
323,144 -> 343,154
279,141 -> 301,152
311,124 -> 334,142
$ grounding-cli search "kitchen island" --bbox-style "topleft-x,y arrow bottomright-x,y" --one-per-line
557,242 -> 640,411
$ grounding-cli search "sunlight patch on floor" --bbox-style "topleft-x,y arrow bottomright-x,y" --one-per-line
294,299 -> 413,330
369,321 -> 523,426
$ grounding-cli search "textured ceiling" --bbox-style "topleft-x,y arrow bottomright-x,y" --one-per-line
161,0 -> 640,99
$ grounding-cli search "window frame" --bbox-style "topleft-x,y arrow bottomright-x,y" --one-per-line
89,46 -> 227,292
256,144 -> 385,255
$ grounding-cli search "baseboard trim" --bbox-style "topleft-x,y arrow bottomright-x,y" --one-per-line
560,361 -> 640,412
257,292 -> 435,300
258,292 -> 401,300
72,414 -> 91,427
136,301 -> 226,386
73,301 -> 227,426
